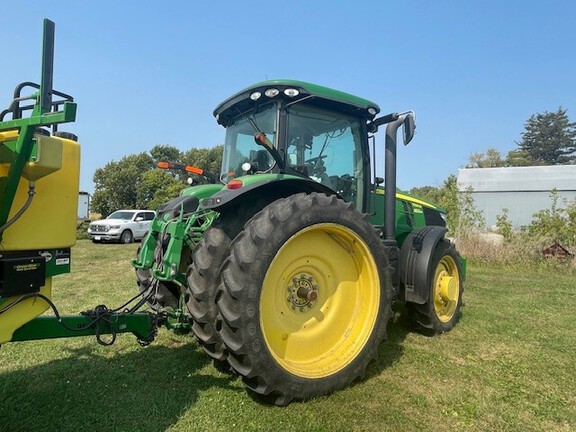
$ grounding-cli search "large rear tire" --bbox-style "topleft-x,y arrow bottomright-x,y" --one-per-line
407,240 -> 463,334
217,193 -> 392,405
185,202 -> 268,365
186,226 -> 231,363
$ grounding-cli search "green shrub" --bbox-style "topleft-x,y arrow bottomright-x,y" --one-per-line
495,208 -> 513,242
76,221 -> 90,240
528,189 -> 576,248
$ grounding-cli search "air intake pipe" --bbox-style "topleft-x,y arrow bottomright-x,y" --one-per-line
383,112 -> 415,246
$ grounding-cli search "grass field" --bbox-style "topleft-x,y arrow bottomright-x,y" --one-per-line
0,240 -> 574,432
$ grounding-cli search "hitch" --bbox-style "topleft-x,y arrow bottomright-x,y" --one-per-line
10,309 -> 159,346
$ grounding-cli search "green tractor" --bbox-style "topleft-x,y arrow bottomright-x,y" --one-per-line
0,20 -> 464,407
134,81 -> 466,404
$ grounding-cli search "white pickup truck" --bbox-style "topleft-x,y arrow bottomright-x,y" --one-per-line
87,210 -> 155,244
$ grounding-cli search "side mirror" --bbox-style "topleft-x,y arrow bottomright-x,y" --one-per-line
403,114 -> 415,145
254,132 -> 273,149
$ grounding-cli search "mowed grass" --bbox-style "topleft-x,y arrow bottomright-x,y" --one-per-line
0,240 -> 574,432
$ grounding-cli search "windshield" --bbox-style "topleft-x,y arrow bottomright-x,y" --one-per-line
220,104 -> 277,182
107,211 -> 135,220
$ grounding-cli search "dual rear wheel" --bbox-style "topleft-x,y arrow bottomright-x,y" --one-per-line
135,192 -> 463,405
207,193 -> 392,405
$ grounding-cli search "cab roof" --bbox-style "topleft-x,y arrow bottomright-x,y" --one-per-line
213,79 -> 381,126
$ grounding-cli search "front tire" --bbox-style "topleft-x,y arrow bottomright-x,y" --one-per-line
217,193 -> 392,405
407,240 -> 463,334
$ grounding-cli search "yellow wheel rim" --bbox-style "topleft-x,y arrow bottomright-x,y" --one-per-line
260,223 -> 380,379
433,254 -> 460,323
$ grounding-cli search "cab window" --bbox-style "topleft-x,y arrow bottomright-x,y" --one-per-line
220,104 -> 276,182
286,104 -> 365,208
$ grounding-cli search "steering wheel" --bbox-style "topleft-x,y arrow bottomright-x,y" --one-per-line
305,155 -> 327,164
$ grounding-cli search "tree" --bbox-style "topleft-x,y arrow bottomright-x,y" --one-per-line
183,145 -> 223,175
466,148 -> 505,168
457,186 -> 485,235
505,148 -> 535,167
409,185 -> 443,204
516,107 -> 576,165
150,144 -> 183,164
91,152 -> 154,216
91,145 -> 223,216
136,169 -> 182,210
434,175 -> 484,236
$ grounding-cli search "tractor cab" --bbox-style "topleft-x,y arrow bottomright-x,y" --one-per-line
208,80 -> 439,251
214,80 -> 382,210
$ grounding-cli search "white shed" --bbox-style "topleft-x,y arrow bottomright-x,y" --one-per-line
457,165 -> 576,229
77,191 -> 90,221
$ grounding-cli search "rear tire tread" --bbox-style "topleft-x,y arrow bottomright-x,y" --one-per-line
217,192 -> 392,405
186,226 -> 231,363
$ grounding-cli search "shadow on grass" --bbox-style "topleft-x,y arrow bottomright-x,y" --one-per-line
0,306 -> 430,426
0,342 -> 237,432
364,304 -> 412,381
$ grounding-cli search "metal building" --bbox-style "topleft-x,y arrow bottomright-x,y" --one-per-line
77,191 -> 90,221
457,165 -> 576,229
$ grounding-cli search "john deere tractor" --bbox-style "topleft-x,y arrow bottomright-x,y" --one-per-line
1,20 -> 464,407
134,82 -> 466,403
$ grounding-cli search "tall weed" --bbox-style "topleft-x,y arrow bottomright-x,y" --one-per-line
455,232 -> 575,272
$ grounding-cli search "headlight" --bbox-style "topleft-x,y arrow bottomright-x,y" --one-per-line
264,88 -> 279,98
109,225 -> 121,230
283,88 -> 299,97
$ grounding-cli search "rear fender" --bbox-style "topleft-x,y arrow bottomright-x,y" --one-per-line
200,177 -> 336,212
399,226 -> 448,304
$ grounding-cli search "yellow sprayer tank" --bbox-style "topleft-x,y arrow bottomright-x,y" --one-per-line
0,130 -> 79,344
0,130 -> 80,251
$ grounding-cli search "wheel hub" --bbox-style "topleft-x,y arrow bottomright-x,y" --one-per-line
438,271 -> 457,303
286,273 -> 318,311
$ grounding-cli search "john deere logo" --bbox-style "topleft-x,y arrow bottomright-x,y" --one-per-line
14,263 -> 41,272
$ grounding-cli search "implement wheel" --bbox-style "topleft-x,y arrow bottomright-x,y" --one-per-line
217,193 -> 392,405
407,240 -> 463,334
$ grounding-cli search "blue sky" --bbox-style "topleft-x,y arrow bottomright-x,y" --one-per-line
2,1 -> 575,193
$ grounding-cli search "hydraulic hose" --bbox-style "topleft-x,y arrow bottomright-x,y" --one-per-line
0,181 -> 36,236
